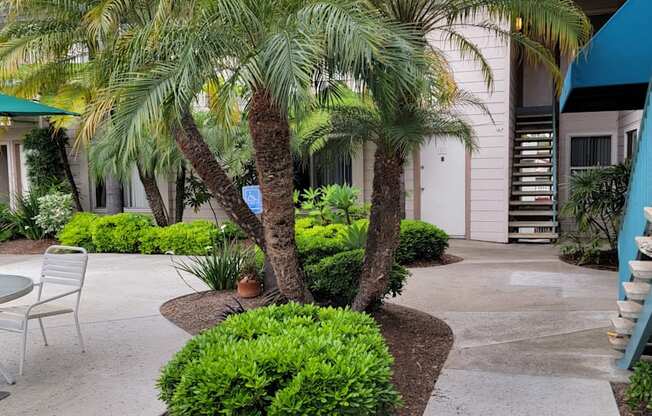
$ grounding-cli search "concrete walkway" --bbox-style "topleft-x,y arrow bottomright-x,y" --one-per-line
0,254 -> 195,416
391,240 -> 630,416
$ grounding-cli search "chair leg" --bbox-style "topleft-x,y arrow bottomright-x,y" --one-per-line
73,312 -> 85,353
38,318 -> 48,346
19,320 -> 28,376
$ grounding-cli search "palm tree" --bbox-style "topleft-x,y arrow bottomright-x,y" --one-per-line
343,0 -> 593,310
82,0 -> 422,302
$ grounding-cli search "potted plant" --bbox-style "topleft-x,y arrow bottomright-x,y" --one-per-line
237,251 -> 262,298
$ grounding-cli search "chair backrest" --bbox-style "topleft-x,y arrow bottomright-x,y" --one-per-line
41,246 -> 88,289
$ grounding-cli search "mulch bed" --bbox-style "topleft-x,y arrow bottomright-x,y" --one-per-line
0,239 -> 58,255
612,382 -> 652,416
160,291 -> 454,416
559,254 -> 618,271
407,253 -> 464,268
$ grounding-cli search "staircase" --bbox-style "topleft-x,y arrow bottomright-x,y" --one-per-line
508,107 -> 559,242
611,80 -> 652,369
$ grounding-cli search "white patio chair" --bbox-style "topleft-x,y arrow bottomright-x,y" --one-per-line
0,245 -> 88,375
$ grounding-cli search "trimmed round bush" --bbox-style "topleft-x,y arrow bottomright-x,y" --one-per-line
305,249 -> 408,307
296,224 -> 347,266
140,220 -> 218,255
158,303 -> 401,415
58,212 -> 99,251
91,213 -> 152,253
396,220 -> 449,265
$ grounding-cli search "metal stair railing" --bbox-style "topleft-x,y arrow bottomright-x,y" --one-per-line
618,78 -> 652,369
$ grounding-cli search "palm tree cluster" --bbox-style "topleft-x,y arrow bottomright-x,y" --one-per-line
0,0 -> 591,310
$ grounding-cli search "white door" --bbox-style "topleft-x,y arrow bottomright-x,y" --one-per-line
420,140 -> 466,237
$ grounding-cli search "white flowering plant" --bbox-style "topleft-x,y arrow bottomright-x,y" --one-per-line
34,192 -> 74,236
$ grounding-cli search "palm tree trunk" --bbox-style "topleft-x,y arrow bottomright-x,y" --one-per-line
173,111 -> 266,249
174,166 -> 186,223
55,136 -> 83,212
352,147 -> 403,311
136,164 -> 169,227
104,174 -> 123,214
249,90 -> 313,304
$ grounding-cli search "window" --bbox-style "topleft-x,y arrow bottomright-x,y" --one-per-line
570,135 -> 612,173
94,182 -> 106,209
626,129 -> 638,159
122,167 -> 149,209
293,154 -> 352,193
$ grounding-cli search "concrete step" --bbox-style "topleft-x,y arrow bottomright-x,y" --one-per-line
512,180 -> 554,187
514,162 -> 553,168
636,236 -> 652,257
607,331 -> 629,351
618,300 -> 642,319
513,171 -> 553,177
514,145 -> 553,151
646,207 -> 652,223
512,191 -> 553,196
612,317 -> 635,335
630,261 -> 652,280
509,221 -> 557,227
624,281 -> 652,301
509,200 -> 554,206
509,210 -> 555,216
508,232 -> 559,239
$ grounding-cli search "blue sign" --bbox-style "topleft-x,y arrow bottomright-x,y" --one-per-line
242,185 -> 263,214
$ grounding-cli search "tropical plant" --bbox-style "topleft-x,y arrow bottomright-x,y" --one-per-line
172,240 -> 251,291
561,162 -> 631,252
340,220 -> 369,250
304,0 -> 592,310
322,184 -> 359,224
34,192 -> 74,236
7,192 -> 46,240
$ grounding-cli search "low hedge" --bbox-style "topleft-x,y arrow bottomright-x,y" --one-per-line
58,213 -> 244,254
158,303 -> 401,415
395,220 -> 449,265
305,249 -> 408,307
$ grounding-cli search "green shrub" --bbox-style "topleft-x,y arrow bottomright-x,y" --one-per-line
91,213 -> 152,253
396,220 -> 449,265
305,249 -> 408,307
219,221 -> 247,240
7,192 -> 47,240
295,216 -> 318,231
340,220 -> 368,250
627,361 -> 652,412
158,303 -> 401,415
34,192 -> 74,236
296,224 -> 348,265
58,212 -> 99,250
140,220 -> 218,255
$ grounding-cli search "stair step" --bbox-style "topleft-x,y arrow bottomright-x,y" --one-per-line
509,221 -> 557,227
608,331 -> 629,351
646,207 -> 652,223
636,236 -> 652,257
514,153 -> 552,159
509,210 -> 555,216
513,180 -> 553,186
515,145 -> 553,151
512,171 -> 553,177
630,261 -> 652,280
514,137 -> 553,142
612,317 -> 635,335
514,162 -> 553,168
509,200 -> 554,206
508,232 -> 559,239
624,282 -> 652,301
512,191 -> 553,196
618,300 -> 642,319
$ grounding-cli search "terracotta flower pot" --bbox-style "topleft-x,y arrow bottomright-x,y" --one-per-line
237,276 -> 261,298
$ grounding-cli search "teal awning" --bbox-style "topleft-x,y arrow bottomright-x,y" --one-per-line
0,93 -> 78,117
560,0 -> 652,113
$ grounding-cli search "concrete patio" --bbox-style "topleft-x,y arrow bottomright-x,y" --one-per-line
391,239 -> 629,416
0,240 -> 630,415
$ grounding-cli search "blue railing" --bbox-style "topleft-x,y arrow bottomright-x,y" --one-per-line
618,78 -> 652,369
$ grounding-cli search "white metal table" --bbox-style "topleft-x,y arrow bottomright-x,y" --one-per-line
0,275 -> 33,389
